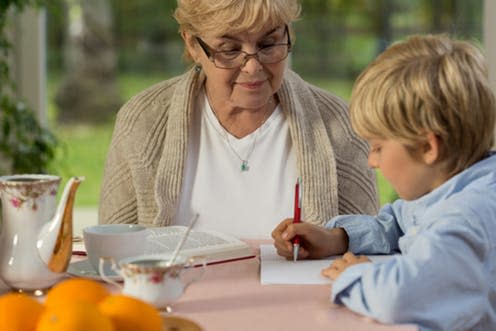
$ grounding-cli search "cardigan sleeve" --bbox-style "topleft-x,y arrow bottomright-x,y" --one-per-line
98,70 -> 199,226
311,85 -> 379,217
98,108 -> 139,225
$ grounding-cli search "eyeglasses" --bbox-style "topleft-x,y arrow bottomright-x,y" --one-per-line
196,25 -> 292,69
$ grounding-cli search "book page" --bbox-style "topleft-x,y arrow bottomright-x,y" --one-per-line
145,226 -> 255,264
260,244 -> 395,285
146,227 -> 233,252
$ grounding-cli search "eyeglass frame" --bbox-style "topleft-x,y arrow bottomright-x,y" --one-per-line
195,25 -> 292,69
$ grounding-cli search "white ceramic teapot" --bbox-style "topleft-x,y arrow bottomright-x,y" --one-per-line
0,174 -> 83,294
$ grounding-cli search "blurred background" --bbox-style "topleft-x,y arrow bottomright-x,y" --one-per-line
2,0 -> 487,216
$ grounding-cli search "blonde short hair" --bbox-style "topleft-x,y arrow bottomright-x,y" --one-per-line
350,34 -> 496,175
174,0 -> 301,59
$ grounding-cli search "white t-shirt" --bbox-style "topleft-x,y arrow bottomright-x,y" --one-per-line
175,90 -> 297,239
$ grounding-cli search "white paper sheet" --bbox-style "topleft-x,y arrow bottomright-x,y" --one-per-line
259,244 -> 395,285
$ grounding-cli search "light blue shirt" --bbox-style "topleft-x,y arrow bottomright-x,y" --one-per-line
327,152 -> 496,331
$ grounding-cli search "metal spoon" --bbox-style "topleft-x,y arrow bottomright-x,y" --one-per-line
167,213 -> 199,266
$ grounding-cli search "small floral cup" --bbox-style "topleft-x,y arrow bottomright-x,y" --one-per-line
99,254 -> 206,311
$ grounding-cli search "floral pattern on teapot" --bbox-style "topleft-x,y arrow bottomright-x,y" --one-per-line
0,180 -> 58,212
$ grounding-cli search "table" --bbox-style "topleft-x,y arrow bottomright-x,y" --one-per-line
166,247 -> 418,331
0,243 -> 418,331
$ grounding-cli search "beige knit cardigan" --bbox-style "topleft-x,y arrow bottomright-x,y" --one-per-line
99,67 -> 379,226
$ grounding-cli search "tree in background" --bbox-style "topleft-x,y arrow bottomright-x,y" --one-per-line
55,0 -> 121,123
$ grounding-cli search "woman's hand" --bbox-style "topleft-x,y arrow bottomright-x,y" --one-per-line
321,251 -> 370,280
271,219 -> 349,260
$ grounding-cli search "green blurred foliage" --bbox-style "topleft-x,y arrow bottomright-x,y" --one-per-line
0,0 -> 58,175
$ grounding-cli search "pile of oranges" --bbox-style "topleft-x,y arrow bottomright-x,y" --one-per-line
0,278 -> 163,331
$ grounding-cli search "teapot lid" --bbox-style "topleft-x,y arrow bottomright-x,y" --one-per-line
0,174 -> 60,185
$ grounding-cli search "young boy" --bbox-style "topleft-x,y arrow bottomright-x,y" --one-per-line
272,34 -> 496,331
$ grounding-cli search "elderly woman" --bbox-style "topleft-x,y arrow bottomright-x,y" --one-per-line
99,0 -> 378,238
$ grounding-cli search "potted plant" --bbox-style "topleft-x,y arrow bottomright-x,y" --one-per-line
0,0 -> 57,175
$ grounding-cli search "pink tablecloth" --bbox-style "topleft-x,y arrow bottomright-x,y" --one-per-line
0,242 -> 418,331
167,246 -> 418,331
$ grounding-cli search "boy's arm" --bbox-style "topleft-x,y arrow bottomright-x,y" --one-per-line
330,214 -> 489,330
273,201 -> 403,259
326,202 -> 404,254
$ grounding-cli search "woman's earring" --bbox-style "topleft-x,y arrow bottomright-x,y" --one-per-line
195,64 -> 202,73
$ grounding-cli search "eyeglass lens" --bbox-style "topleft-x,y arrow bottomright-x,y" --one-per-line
196,26 -> 291,69
215,45 -> 289,68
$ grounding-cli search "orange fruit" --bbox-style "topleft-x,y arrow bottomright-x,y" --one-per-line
45,278 -> 110,308
0,293 -> 44,331
36,301 -> 114,331
99,294 -> 162,331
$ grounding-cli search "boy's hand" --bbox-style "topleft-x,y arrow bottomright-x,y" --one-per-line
321,251 -> 370,280
271,219 -> 349,260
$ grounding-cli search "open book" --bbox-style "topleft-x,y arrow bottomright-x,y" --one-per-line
144,226 -> 255,265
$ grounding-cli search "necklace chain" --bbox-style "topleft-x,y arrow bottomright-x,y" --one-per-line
208,100 -> 273,172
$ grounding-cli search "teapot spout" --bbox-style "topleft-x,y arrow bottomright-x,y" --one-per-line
38,176 -> 84,273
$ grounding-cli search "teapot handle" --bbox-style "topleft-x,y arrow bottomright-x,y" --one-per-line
181,255 -> 207,289
99,256 -> 123,289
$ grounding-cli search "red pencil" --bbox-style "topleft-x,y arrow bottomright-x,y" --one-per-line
292,177 -> 302,261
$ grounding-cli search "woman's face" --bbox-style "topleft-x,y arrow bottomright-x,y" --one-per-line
184,25 -> 289,112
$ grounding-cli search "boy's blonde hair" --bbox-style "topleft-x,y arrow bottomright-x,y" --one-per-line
350,34 -> 495,175
174,0 -> 301,60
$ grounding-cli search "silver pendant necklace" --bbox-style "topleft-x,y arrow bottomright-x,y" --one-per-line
207,101 -> 272,172
222,129 -> 259,172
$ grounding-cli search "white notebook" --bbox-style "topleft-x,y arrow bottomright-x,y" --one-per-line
260,244 -> 395,285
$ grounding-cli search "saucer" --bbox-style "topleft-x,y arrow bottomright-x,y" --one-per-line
67,259 -> 122,281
